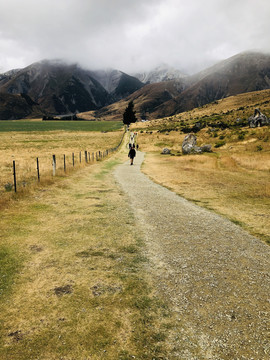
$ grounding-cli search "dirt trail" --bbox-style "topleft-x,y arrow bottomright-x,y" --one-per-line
114,150 -> 270,360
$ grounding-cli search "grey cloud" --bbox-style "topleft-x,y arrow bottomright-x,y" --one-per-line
0,0 -> 269,74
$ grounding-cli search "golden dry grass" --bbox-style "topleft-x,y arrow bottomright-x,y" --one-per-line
171,89 -> 270,122
136,126 -> 270,244
0,130 -> 122,207
131,89 -> 270,132
0,148 -> 174,359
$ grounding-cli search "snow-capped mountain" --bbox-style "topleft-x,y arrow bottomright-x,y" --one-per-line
134,64 -> 187,84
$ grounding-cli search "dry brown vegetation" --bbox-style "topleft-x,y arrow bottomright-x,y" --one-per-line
133,124 -> 270,244
0,130 -> 122,208
133,89 -> 270,130
1,89 -> 270,358
0,148 -> 174,359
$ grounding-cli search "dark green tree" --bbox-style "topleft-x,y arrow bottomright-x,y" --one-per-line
123,101 -> 137,125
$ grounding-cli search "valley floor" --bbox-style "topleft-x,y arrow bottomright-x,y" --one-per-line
115,151 -> 270,360
0,143 -> 269,359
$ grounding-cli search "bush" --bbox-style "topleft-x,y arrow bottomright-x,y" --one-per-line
238,133 -> 245,140
214,141 -> 226,148
4,183 -> 13,192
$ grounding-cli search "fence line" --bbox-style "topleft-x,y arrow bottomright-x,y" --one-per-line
9,129 -> 126,193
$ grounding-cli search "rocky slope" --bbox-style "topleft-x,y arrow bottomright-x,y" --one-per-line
94,79 -> 186,121
96,51 -> 270,120
134,64 -> 187,84
90,69 -> 144,102
0,93 -> 45,120
0,60 -> 144,118
2,51 -> 270,120
152,51 -> 270,118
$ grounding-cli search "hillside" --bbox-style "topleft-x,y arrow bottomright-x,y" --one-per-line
1,51 -> 270,120
0,60 -> 145,118
79,79 -> 187,121
134,64 -> 187,84
0,93 -> 45,120
152,52 -> 270,118
90,69 -> 144,102
80,51 -> 270,121
132,89 -> 270,132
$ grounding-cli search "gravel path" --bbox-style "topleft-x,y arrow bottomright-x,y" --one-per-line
114,151 -> 270,360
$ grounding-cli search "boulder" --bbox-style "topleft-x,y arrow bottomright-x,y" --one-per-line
161,148 -> 171,154
182,133 -> 212,154
182,134 -> 197,154
248,108 -> 269,128
200,144 -> 212,153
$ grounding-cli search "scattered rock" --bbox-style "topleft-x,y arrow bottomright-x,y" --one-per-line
248,108 -> 269,128
182,133 -> 212,154
200,144 -> 212,153
8,330 -> 23,342
54,285 -> 73,296
29,245 -> 43,252
161,148 -> 171,155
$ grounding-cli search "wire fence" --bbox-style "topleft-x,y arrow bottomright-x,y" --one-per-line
2,130 -> 126,195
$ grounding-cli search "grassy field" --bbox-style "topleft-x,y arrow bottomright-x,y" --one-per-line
0,120 -> 123,132
0,148 -> 176,359
0,101 -> 269,358
133,124 -> 270,244
0,121 -> 124,208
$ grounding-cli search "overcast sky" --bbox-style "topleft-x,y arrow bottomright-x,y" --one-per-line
0,0 -> 269,74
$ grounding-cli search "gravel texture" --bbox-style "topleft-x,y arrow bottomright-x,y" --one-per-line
114,150 -> 270,360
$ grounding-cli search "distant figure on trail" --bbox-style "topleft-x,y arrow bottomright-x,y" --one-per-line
128,145 -> 136,165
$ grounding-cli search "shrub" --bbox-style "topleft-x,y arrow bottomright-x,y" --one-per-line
256,145 -> 263,151
238,133 -> 245,140
214,141 -> 226,148
4,183 -> 13,192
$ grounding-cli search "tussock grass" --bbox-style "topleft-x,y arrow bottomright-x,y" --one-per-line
0,149 -> 174,359
133,89 -> 270,132
137,126 -> 270,244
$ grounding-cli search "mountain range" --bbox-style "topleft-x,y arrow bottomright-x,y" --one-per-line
1,51 -> 270,120
94,51 -> 270,121
0,60 -> 144,119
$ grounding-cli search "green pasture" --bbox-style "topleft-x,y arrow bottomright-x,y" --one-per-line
0,120 -> 123,132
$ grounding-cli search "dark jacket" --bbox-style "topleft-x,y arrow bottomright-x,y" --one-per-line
128,148 -> 136,159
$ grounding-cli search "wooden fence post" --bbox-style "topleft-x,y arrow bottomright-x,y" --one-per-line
79,151 -> 81,163
37,157 -> 40,182
85,151 -> 88,163
13,160 -> 17,193
64,154 -> 66,172
52,155 -> 56,176
72,153 -> 75,167
92,153 -> 94,161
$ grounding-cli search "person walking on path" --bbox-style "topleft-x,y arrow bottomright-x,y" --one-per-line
128,145 -> 136,165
